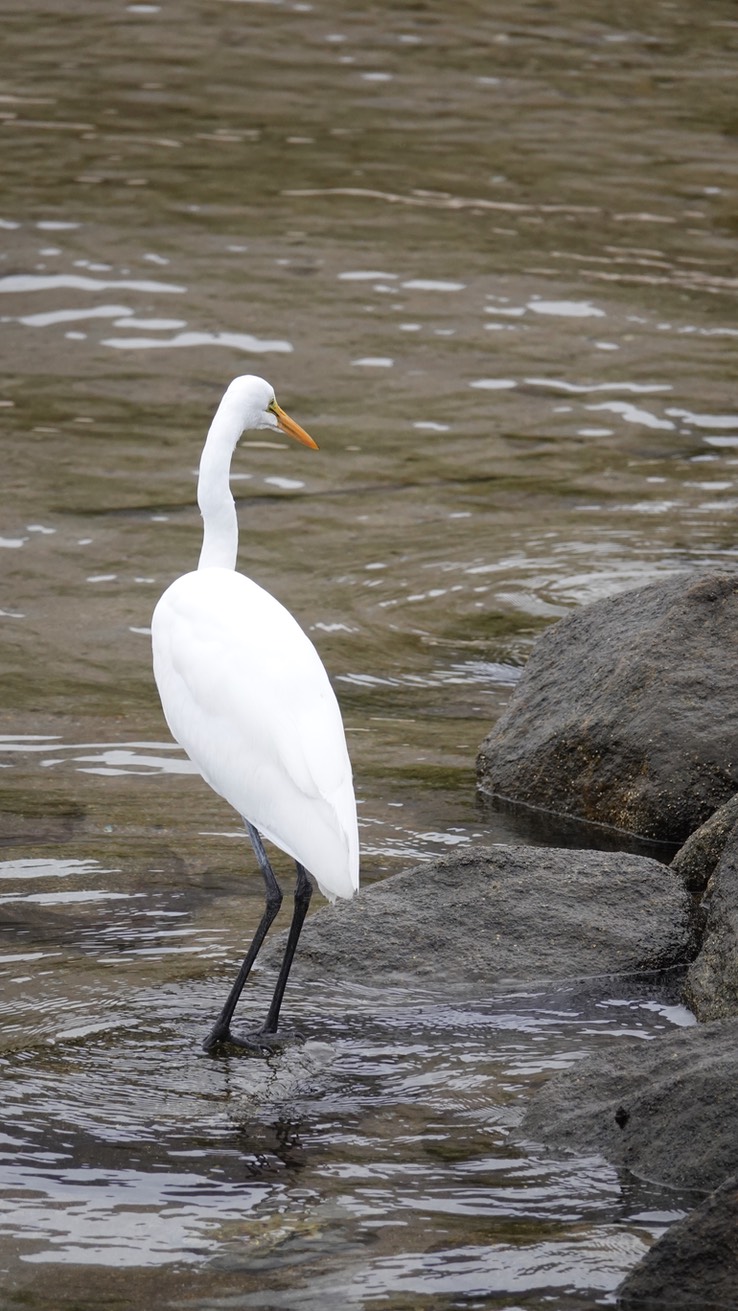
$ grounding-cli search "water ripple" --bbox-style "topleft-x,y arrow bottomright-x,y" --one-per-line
102,330 -> 293,354
0,981 -> 694,1282
0,274 -> 185,294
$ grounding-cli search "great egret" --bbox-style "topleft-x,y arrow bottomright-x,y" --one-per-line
151,375 -> 359,1053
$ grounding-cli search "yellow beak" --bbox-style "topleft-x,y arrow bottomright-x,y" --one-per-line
272,401 -> 319,450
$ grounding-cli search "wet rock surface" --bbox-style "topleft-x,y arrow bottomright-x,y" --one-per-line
670,792 -> 738,897
617,1173 -> 738,1310
683,823 -> 738,1021
269,844 -> 696,990
477,573 -> 738,844
520,1017 -> 738,1193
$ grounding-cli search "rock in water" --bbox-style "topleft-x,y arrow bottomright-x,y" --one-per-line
684,823 -> 738,1020
227,1041 -> 337,1113
267,844 -> 696,991
478,572 -> 738,843
617,1174 -> 738,1310
670,792 -> 738,897
520,1016 -> 738,1192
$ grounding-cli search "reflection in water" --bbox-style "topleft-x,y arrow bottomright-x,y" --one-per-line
527,299 -> 604,317
20,304 -> 136,326
0,273 -> 185,294
102,329 -> 294,353
0,736 -> 197,776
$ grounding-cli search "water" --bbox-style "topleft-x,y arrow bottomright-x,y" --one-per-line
0,965 -> 698,1309
1,0 -> 735,1304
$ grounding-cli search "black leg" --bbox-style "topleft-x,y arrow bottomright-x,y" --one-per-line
203,821 -> 283,1053
260,862 -> 313,1039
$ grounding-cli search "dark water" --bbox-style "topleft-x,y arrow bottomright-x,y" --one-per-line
1,0 -> 736,1305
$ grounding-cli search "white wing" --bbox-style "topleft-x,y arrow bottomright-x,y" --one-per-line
151,567 -> 359,901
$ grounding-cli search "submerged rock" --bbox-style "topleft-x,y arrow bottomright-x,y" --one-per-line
617,1174 -> 738,1310
684,824 -> 738,1021
520,1017 -> 738,1193
477,572 -> 738,844
270,844 -> 696,991
226,1040 -> 337,1112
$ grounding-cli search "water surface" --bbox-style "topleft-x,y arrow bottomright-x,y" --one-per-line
1,0 -> 736,1305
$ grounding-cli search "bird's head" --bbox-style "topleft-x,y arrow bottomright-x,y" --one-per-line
221,374 -> 318,449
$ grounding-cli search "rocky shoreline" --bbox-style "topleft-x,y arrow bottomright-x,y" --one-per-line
485,572 -> 738,1305
281,571 -> 738,1307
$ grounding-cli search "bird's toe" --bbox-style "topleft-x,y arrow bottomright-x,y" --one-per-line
203,1025 -> 304,1057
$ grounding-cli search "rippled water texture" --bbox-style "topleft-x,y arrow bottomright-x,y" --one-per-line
1,0 -> 736,1306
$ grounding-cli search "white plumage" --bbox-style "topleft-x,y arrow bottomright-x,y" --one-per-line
152,568 -> 358,902
151,374 -> 359,1052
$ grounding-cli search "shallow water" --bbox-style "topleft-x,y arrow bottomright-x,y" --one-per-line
1,965 -> 699,1309
1,0 -> 736,1305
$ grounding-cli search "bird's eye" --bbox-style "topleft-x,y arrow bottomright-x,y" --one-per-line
268,398 -> 277,413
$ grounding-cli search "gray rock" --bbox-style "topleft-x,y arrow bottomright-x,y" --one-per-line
521,1017 -> 738,1192
477,572 -> 738,844
269,844 -> 696,991
617,1174 -> 738,1310
671,793 -> 738,897
684,825 -> 738,1021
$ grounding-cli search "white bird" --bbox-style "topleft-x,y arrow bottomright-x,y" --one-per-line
151,375 -> 359,1053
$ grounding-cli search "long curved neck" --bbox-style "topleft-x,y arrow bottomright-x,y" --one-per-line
197,406 -> 242,570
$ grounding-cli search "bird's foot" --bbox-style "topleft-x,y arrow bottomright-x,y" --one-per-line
202,1024 -> 304,1058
